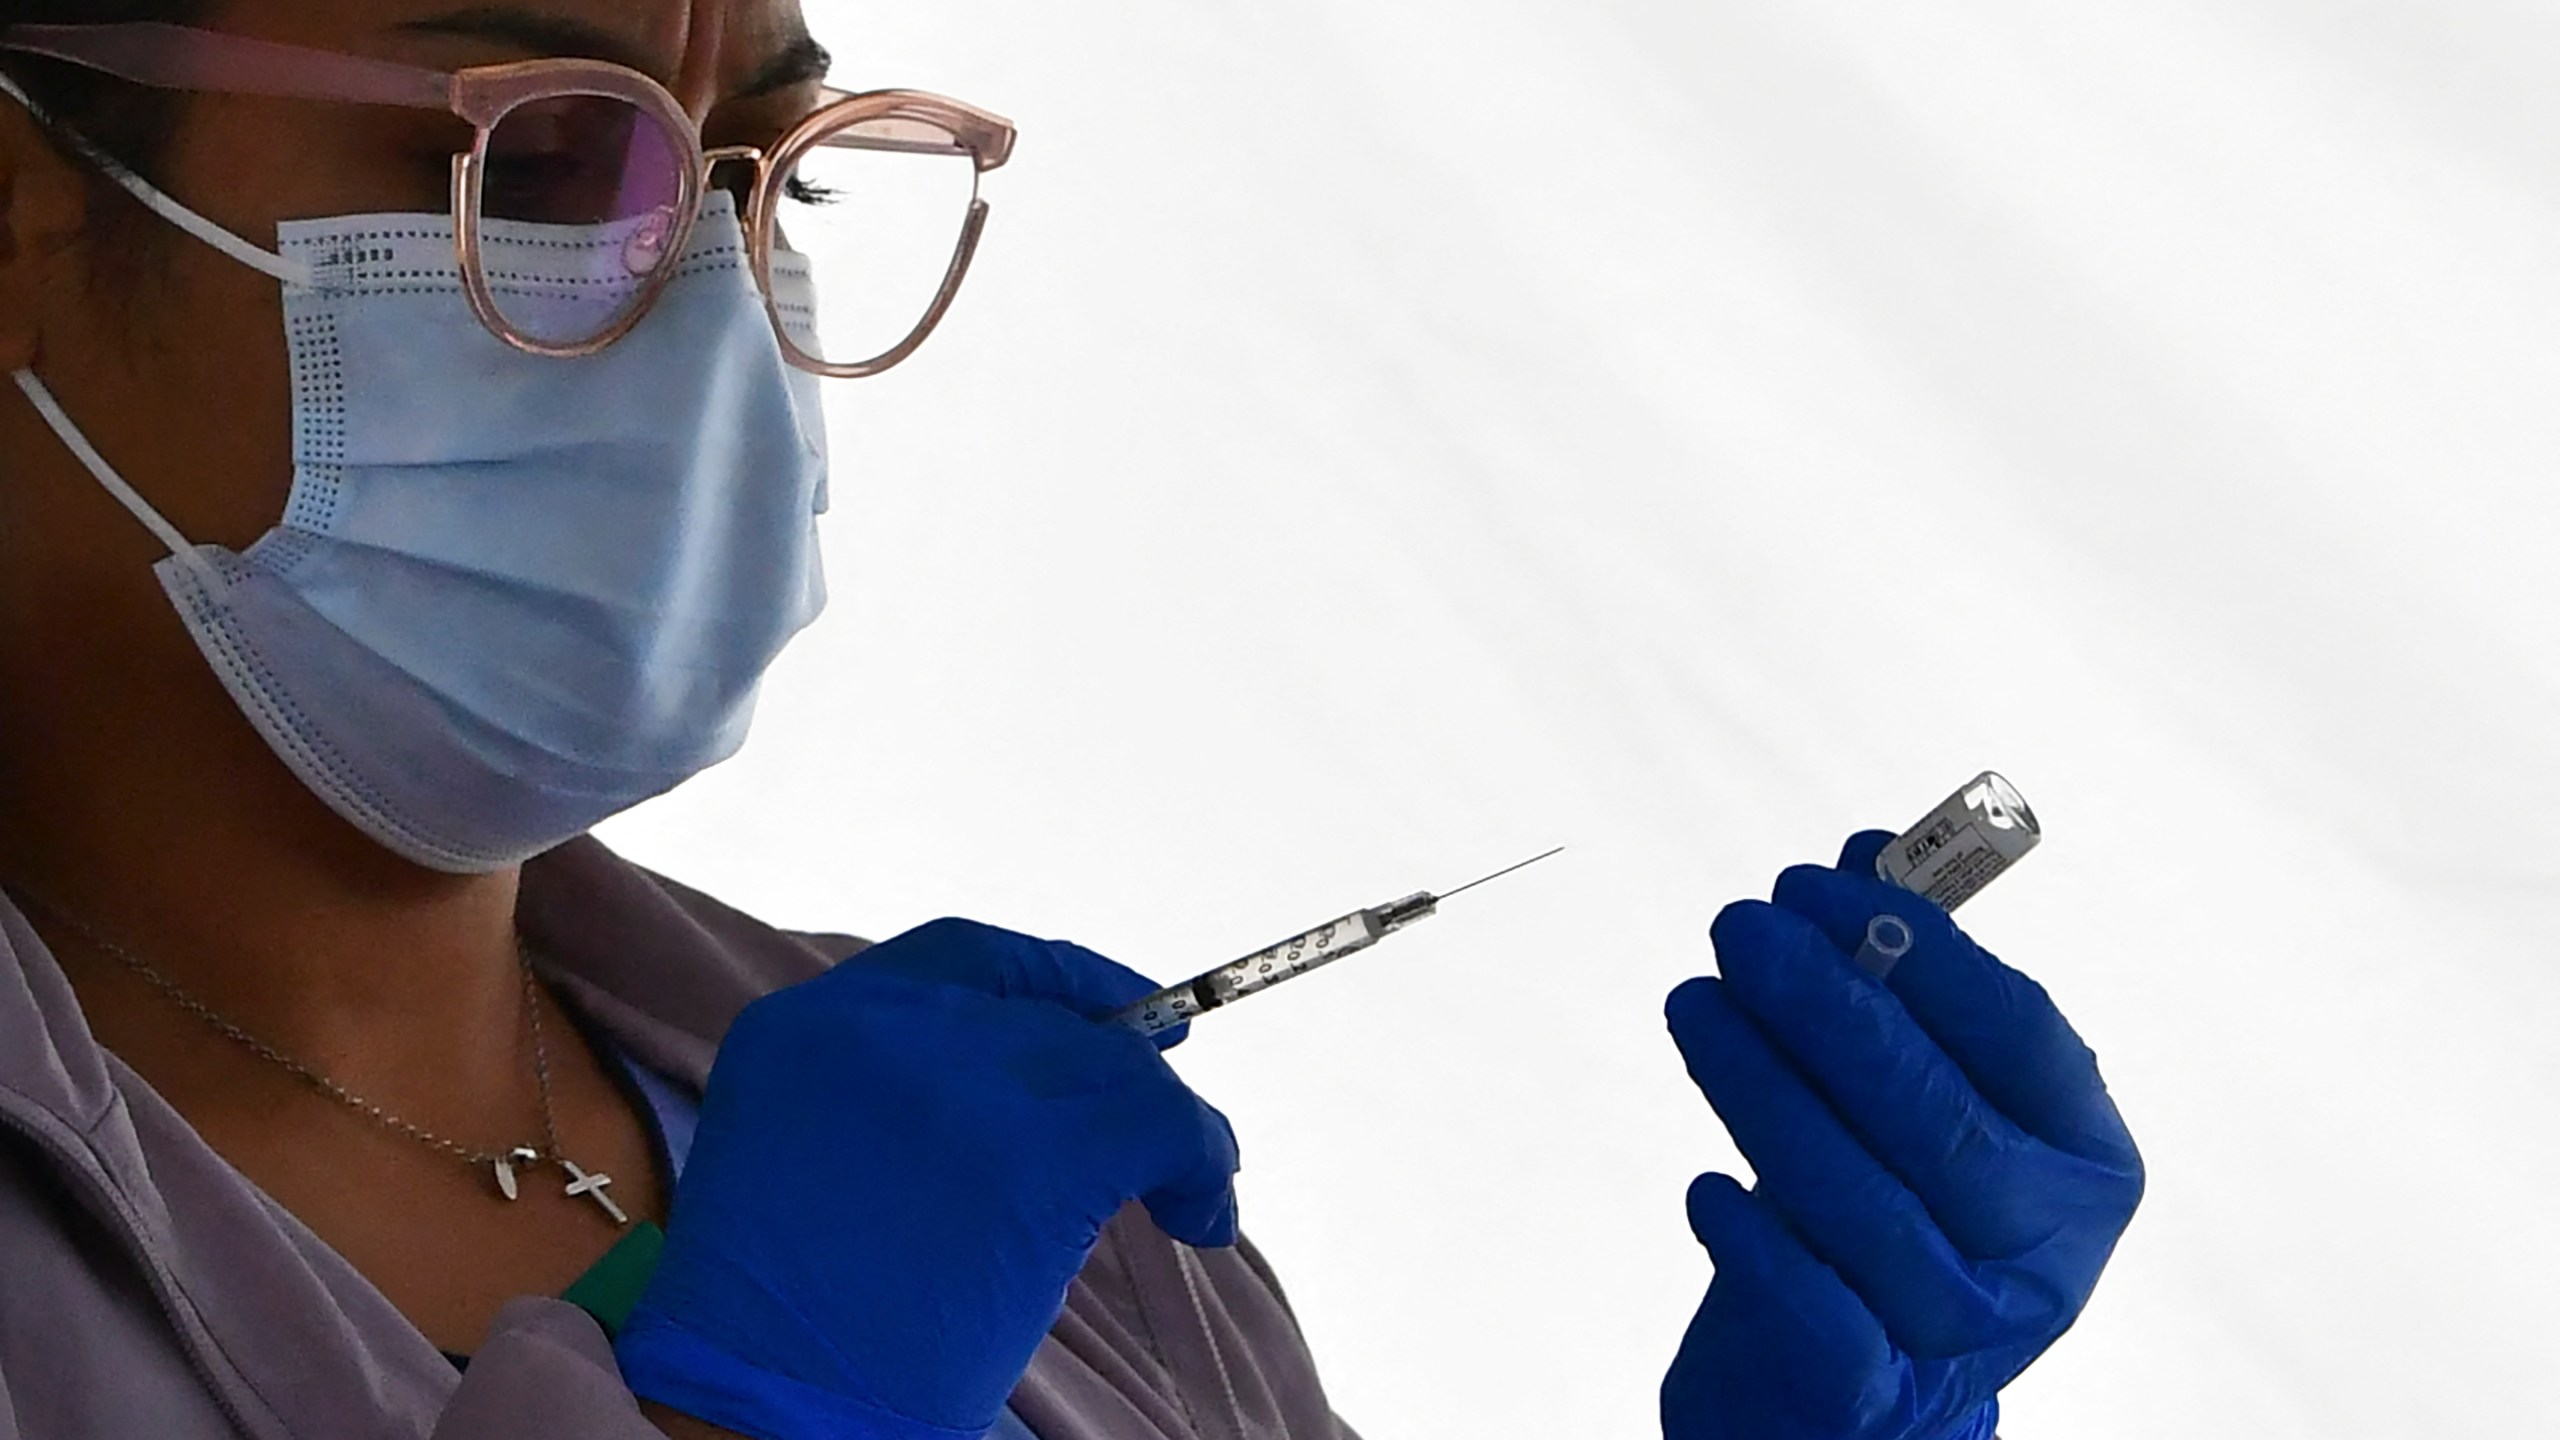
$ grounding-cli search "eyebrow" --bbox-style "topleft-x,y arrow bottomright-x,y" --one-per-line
737,33 -> 832,100
397,7 -> 831,100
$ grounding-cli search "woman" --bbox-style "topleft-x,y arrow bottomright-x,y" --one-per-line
0,3 -> 2144,1438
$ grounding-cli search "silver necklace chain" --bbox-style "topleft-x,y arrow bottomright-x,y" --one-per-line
91,922 -> 559,1169
11,894 -> 628,1224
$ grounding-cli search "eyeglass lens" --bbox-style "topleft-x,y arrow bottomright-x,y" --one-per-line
476,93 -> 690,347
471,96 -> 982,365
767,115 -> 981,371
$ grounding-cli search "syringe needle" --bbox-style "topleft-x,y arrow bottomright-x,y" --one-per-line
1434,846 -> 1566,903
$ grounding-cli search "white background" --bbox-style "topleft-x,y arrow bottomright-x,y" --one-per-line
601,3 -> 2560,1435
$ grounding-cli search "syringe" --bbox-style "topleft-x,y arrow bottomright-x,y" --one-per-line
1113,848 -> 1565,1038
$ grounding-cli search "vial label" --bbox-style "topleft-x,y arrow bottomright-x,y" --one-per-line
1877,771 -> 2040,911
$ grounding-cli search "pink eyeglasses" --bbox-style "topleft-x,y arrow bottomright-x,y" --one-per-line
0,22 -> 1017,377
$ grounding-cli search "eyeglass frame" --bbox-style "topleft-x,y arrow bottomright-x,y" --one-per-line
0,21 -> 1018,377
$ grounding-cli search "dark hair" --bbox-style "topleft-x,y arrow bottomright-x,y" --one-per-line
1,2 -> 212,171
0,1 -> 214,271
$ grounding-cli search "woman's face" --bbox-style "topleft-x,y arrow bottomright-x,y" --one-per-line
0,0 -> 822,706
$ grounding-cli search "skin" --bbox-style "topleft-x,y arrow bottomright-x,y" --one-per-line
0,2 -> 827,1433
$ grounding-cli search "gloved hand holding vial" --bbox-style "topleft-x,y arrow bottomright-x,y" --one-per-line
1658,773 -> 2144,1440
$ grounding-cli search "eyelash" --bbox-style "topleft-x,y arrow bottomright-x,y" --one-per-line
782,176 -> 842,206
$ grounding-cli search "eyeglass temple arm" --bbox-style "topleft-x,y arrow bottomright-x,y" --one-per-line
0,22 -> 451,111
824,134 -> 980,160
811,88 -> 1015,173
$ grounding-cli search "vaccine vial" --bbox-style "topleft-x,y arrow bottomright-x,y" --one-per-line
1876,772 -> 2039,911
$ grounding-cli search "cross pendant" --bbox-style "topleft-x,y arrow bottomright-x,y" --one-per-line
559,1158 -> 630,1226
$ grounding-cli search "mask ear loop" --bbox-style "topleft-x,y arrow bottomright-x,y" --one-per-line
0,70 -> 314,287
11,370 -> 220,588
0,68 -> 290,586
102,166 -> 314,287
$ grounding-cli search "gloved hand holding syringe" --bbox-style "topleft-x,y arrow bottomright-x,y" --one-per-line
1114,769 -> 2042,1036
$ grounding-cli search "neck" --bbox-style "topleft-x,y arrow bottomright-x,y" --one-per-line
0,587 -> 529,1115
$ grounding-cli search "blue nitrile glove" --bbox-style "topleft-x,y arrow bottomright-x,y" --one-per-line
615,918 -> 1241,1440
1660,832 -> 2143,1440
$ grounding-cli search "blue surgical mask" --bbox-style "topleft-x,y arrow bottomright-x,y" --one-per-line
13,175 -> 832,873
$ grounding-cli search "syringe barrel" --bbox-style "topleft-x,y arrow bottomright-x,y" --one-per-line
1115,908 -> 1386,1036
